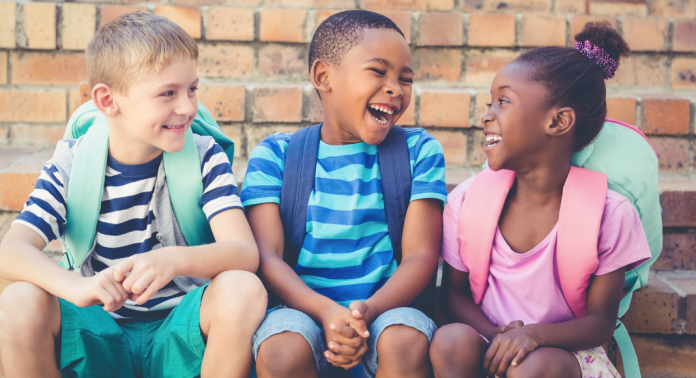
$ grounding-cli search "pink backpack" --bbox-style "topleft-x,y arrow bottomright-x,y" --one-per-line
458,166 -> 607,318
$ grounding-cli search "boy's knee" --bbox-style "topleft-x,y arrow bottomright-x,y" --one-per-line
378,325 -> 429,366
257,332 -> 315,375
208,271 -> 267,314
0,282 -> 58,337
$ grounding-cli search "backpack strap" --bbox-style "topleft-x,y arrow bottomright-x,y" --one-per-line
279,124 -> 322,268
557,166 -> 606,318
458,168 -> 515,304
376,126 -> 411,263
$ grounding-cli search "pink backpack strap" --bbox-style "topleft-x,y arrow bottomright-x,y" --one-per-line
557,166 -> 607,318
458,168 -> 515,305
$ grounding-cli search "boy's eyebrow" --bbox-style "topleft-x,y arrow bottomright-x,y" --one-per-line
366,58 -> 414,75
154,79 -> 199,90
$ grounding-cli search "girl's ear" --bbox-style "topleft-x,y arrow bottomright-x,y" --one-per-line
310,60 -> 331,95
92,84 -> 120,118
547,107 -> 575,137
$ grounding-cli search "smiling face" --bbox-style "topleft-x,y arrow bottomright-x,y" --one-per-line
316,28 -> 413,145
110,57 -> 199,161
482,62 -> 562,172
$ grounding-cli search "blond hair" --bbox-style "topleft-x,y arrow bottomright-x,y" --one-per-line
86,12 -> 198,94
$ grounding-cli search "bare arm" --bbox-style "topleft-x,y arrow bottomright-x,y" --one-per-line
442,262 -> 499,340
361,198 -> 442,324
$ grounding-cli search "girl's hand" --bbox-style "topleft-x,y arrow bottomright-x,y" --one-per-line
113,248 -> 179,305
491,320 -> 524,339
483,326 -> 539,377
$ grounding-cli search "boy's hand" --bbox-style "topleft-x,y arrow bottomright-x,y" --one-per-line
321,305 -> 370,369
113,248 -> 178,305
491,320 -> 524,339
483,326 -> 539,378
348,300 -> 373,325
68,267 -> 129,312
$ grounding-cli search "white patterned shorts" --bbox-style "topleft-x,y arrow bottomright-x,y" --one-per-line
572,347 -> 621,378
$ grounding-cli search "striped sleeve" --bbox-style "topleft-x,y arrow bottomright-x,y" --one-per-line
200,139 -> 242,221
12,162 -> 68,245
406,129 -> 448,203
240,133 -> 290,207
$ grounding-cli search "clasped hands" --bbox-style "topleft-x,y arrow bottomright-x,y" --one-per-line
321,301 -> 373,370
66,248 -> 177,312
483,320 -> 540,378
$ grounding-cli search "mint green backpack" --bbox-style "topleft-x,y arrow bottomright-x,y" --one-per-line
59,100 -> 234,272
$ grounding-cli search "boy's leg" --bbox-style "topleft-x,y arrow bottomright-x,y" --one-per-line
362,307 -> 438,378
0,282 -> 62,378
430,323 -> 488,378
199,270 -> 267,378
505,347 -> 581,378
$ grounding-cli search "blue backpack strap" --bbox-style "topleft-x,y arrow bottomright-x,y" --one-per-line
377,126 -> 412,263
279,124 -> 322,267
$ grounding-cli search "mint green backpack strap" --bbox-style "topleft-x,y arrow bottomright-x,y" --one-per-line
162,128 -> 215,247
61,120 -> 109,270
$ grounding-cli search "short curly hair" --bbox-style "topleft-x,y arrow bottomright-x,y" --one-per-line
308,10 -> 404,73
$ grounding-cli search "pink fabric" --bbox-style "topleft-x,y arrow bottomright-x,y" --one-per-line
441,177 -> 652,326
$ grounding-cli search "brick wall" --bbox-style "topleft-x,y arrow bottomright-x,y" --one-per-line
0,0 -> 695,169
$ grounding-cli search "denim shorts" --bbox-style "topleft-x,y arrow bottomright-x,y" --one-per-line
252,306 -> 437,378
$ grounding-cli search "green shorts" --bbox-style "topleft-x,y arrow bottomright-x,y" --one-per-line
57,284 -> 208,378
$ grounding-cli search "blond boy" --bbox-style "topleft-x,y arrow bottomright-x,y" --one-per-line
0,12 -> 266,378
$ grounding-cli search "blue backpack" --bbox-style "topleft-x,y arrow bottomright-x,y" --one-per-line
279,124 -> 437,315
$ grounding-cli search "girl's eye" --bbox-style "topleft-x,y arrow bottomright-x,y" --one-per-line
486,102 -> 492,108
499,98 -> 509,105
370,68 -> 385,75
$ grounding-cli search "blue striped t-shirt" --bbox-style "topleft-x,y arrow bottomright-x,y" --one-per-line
240,127 -> 447,306
13,136 -> 242,318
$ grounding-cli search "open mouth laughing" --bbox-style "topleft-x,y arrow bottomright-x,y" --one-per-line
367,103 -> 400,126
485,133 -> 502,148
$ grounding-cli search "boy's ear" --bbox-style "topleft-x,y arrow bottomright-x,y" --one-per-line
546,107 -> 575,137
92,84 -> 120,118
310,60 -> 331,95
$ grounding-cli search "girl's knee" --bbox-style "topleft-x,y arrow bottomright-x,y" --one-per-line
256,332 -> 315,375
430,324 -> 486,369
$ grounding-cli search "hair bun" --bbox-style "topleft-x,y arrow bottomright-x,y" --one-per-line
574,21 -> 630,66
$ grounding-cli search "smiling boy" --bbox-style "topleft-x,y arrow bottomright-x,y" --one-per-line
242,10 -> 447,378
0,13 -> 266,378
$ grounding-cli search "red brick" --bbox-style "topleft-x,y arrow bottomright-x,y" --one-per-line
570,16 -> 616,39
609,55 -> 668,88
11,125 -> 64,147
246,125 -> 302,157
674,19 -> 696,52
399,96 -> 415,126
197,44 -> 254,78
430,130 -> 467,165
259,44 -> 308,79
412,48 -> 461,82
661,188 -> 696,227
0,2 -> 16,48
377,11 -> 412,44
465,50 -> 518,84
11,51 -> 87,86
472,90 -> 491,127
461,0 -> 551,12
69,89 -> 83,116
621,17 -> 668,51
654,233 -> 696,271
617,334 -> 696,377
471,130 -> 487,167
171,0 -> 257,5
606,97 -> 637,125
252,87 -> 303,123
100,5 -> 147,27
519,14 -> 566,47
266,0 -> 354,7
649,137 -> 689,173
155,5 -> 201,39
418,13 -> 463,46
419,89 -> 471,128
361,0 -> 454,11
0,90 -> 67,123
671,58 -> 696,90
308,89 -> 324,123
640,96 -> 690,135
206,7 -> 254,41
0,171 -> 41,211
589,0 -> 647,16
197,85 -> 246,122
649,0 -> 695,17
260,9 -> 307,43
468,14 -> 515,47
622,272 -> 680,334
23,2 -> 56,50
0,52 -> 6,86
61,3 -> 96,50
555,0 -> 586,13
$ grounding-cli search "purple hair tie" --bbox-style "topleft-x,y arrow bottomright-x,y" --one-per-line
575,40 -> 617,80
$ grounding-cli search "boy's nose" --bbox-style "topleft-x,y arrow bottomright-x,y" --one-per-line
176,95 -> 197,117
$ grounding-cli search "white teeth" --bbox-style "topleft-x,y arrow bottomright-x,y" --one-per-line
373,116 -> 388,125
369,104 -> 395,115
485,134 -> 501,147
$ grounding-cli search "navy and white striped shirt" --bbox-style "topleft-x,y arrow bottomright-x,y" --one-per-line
14,137 -> 242,318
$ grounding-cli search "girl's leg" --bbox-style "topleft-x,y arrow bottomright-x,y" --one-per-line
505,347 -> 581,378
0,282 -> 62,378
375,324 -> 431,378
430,323 -> 488,378
199,270 -> 268,378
